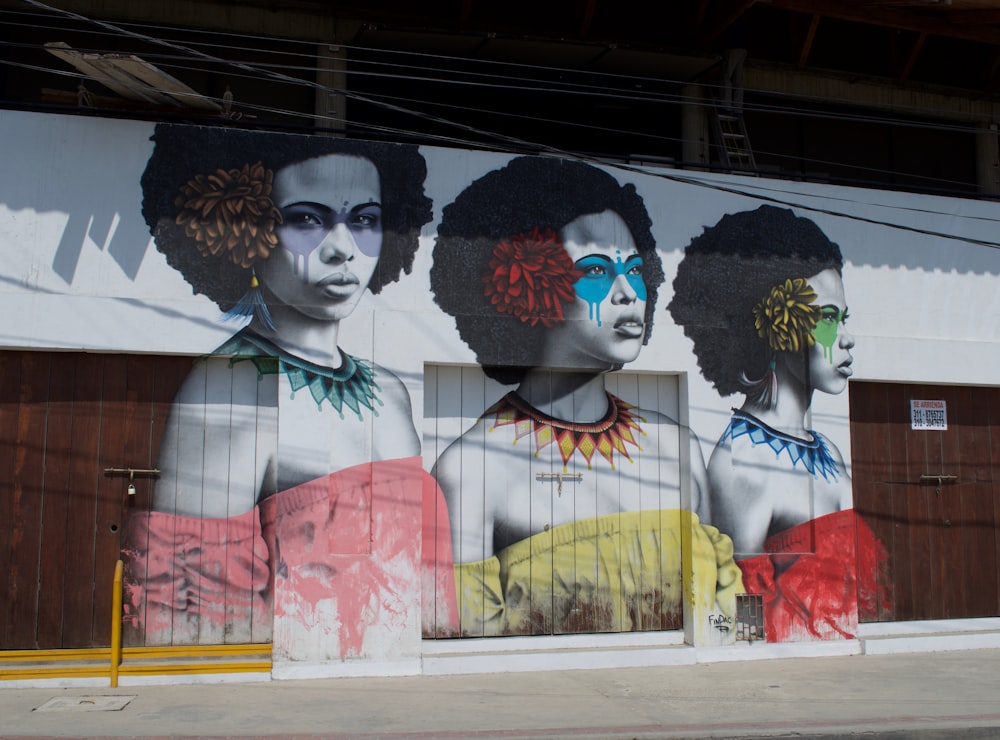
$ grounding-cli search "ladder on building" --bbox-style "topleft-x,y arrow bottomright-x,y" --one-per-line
711,109 -> 756,172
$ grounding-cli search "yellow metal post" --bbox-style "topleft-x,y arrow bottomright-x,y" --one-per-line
110,559 -> 123,688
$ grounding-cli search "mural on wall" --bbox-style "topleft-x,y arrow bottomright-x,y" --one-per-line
669,205 -> 886,641
125,124 -> 458,655
428,156 -> 743,637
11,109 -> 997,661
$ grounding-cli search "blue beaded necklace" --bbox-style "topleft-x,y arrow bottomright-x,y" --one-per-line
722,409 -> 840,481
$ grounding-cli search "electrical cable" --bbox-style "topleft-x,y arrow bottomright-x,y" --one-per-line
0,15 -> 978,159
9,0 -> 1000,247
8,39 -> 976,196
10,56 -> 1000,246
0,36 -> 987,194
2,6 -> 996,132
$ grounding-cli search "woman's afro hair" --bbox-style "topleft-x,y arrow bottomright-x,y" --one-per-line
430,155 -> 664,384
141,124 -> 432,311
668,205 -> 843,397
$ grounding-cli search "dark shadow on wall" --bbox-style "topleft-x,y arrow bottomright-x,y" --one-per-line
0,111 -> 156,285
49,207 -> 152,283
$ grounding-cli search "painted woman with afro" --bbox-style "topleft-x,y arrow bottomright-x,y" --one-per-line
127,124 -> 456,653
670,204 -> 885,642
430,155 -> 742,638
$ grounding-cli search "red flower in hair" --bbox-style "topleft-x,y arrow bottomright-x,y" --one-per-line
483,227 -> 582,328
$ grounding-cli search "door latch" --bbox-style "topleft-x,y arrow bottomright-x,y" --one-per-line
536,472 -> 583,496
920,473 -> 957,494
104,467 -> 160,495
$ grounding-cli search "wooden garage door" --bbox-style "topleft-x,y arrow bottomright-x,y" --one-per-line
0,350 -> 190,650
850,381 -> 1000,623
423,366 -> 685,637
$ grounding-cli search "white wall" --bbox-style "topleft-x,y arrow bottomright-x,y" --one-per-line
3,106 -> 998,534
2,108 -> 998,657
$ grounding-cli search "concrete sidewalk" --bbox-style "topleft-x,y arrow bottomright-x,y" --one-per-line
2,648 -> 1000,739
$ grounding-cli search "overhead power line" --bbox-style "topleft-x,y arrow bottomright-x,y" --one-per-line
2,6 -> 996,135
0,37 -> 988,194
8,0 -> 1000,248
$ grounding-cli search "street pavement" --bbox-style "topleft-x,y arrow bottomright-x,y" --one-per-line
2,648 -> 1000,739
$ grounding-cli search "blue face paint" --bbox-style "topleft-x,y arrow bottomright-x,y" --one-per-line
572,251 -> 646,326
276,201 -> 383,280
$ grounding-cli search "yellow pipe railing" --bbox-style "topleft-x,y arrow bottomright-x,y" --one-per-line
110,559 -> 123,687
0,559 -> 271,684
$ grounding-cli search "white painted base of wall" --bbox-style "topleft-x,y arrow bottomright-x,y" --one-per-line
859,617 -> 1000,655
423,630 -> 686,655
418,616 -> 1000,675
0,671 -> 273,689
7,618 -> 1000,688
858,616 -> 1000,636
421,631 -> 862,675
422,631 -> 688,675
117,671 -> 273,686
695,639 -> 861,663
0,677 -> 111,690
271,658 -> 422,680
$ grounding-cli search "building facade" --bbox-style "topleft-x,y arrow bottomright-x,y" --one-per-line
1,106 -> 997,680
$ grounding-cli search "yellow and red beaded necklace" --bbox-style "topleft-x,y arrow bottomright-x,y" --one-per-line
485,391 -> 645,471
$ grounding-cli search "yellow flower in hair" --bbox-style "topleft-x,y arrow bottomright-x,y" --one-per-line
753,278 -> 820,353
175,162 -> 281,268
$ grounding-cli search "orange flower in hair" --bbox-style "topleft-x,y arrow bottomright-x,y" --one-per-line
175,162 -> 282,268
483,227 -> 582,328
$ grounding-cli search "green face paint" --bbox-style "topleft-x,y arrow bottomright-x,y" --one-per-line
812,306 -> 845,363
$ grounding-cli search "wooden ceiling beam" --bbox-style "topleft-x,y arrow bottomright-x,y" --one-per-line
700,0 -> 758,47
899,31 -> 926,82
766,0 -> 1000,46
694,0 -> 713,32
984,46 -> 1000,91
797,14 -> 820,69
934,9 -> 1000,26
579,0 -> 598,39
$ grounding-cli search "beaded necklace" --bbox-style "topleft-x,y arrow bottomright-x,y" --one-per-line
485,391 -> 645,471
723,409 -> 839,481
213,329 -> 381,420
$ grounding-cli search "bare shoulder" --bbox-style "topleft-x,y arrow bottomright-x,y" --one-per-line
154,358 -> 271,517
431,416 -> 493,491
708,436 -> 771,502
431,416 -> 501,560
373,362 -> 412,409
169,358 -> 267,447
630,407 -> 709,512
430,427 -> 466,501
632,407 -> 681,442
813,431 -> 854,508
814,430 -> 848,467
707,437 -> 773,553
634,407 -> 698,458
372,362 -> 420,458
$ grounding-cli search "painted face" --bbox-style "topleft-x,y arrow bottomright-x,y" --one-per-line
786,268 -> 855,395
257,154 -> 382,322
539,210 -> 648,370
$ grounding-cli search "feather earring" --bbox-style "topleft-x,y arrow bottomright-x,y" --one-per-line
740,357 -> 778,410
224,272 -> 275,331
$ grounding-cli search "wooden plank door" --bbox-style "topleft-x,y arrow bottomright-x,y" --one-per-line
422,366 -> 684,637
0,350 -> 190,650
850,381 -> 1000,623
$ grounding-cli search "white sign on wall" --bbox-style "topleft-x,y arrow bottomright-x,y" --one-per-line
910,399 -> 947,430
